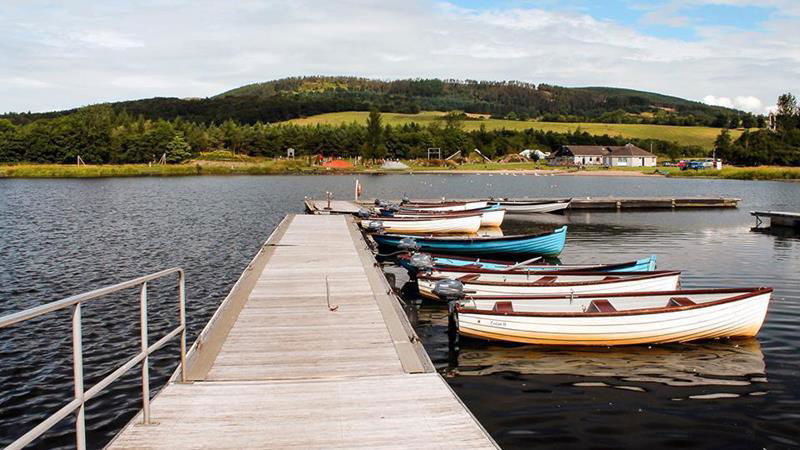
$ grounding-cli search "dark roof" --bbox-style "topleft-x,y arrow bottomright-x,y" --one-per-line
607,144 -> 656,157
557,145 -> 609,157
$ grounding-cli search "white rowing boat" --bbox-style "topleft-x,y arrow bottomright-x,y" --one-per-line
360,214 -> 482,234
389,208 -> 506,227
418,271 -> 680,299
454,287 -> 772,346
491,199 -> 571,214
400,201 -> 489,212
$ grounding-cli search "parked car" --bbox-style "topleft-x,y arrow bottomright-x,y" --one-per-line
682,161 -> 705,170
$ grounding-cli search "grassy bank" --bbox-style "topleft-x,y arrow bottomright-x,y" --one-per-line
0,160 -> 321,178
284,111 -> 744,149
668,166 -> 800,180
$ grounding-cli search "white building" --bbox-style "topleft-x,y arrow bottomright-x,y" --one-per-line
548,144 -> 657,167
603,144 -> 657,167
548,145 -> 608,166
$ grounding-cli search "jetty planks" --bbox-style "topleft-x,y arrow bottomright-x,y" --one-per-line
108,375 -> 492,449
108,214 -> 495,449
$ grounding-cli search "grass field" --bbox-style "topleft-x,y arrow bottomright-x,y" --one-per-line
0,160 -> 319,178
669,166 -> 800,180
286,111 -> 744,149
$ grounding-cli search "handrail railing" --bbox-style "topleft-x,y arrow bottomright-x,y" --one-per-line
0,267 -> 187,450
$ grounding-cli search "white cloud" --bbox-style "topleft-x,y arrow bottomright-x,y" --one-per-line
0,0 -> 797,112
703,95 -> 771,113
110,76 -> 174,90
733,96 -> 764,112
0,76 -> 52,88
703,95 -> 735,108
68,30 -> 144,49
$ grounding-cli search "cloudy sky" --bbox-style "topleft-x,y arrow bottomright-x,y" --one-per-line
1,0 -> 798,113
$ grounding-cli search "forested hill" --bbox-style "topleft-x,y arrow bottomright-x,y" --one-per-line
3,76 -> 743,127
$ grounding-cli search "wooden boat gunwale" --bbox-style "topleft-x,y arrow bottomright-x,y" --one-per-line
491,198 -> 572,206
365,213 -> 484,222
419,270 -> 681,287
389,206 -> 503,218
400,201 -> 489,210
379,226 -> 566,242
456,287 -> 773,318
401,255 -> 655,273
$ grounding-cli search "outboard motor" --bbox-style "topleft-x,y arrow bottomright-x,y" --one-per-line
408,252 -> 434,273
401,195 -> 410,205
374,199 -> 390,208
397,237 -> 420,252
356,208 -> 372,219
435,279 -> 465,360
433,279 -> 465,302
382,203 -> 400,214
365,221 -> 385,233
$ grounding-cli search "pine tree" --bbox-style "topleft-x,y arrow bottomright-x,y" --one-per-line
166,134 -> 193,163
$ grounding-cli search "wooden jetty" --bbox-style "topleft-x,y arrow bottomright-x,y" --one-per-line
108,214 -> 496,449
751,210 -> 800,228
305,196 -> 740,214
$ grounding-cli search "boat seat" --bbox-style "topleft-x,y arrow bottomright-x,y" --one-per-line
668,297 -> 696,307
536,276 -> 558,284
492,301 -> 514,313
457,274 -> 480,282
586,299 -> 616,313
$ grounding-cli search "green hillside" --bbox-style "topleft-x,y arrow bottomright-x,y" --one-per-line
4,76 -> 748,130
286,111 -> 744,149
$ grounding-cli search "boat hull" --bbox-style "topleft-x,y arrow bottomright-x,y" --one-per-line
391,208 -> 505,227
419,272 -> 680,299
497,201 -> 570,214
456,290 -> 771,346
401,201 -> 488,212
399,254 -> 657,275
361,215 -> 481,234
373,226 -> 567,257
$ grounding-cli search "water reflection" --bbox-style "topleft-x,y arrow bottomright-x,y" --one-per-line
750,226 -> 800,240
454,339 -> 766,390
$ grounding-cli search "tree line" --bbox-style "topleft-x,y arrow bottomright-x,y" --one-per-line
0,105 -> 708,164
714,93 -> 800,166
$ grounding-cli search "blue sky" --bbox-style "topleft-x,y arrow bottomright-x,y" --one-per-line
450,0 -> 775,39
1,0 -> 798,113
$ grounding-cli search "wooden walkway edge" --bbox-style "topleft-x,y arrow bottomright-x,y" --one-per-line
107,214 -> 496,449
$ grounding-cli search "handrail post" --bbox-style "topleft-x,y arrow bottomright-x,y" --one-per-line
178,270 -> 187,383
140,283 -> 151,424
0,267 -> 186,448
72,304 -> 87,450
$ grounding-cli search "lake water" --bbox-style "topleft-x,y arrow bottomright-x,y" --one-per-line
1,174 -> 799,449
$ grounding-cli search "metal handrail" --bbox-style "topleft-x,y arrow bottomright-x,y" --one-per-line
0,267 -> 187,450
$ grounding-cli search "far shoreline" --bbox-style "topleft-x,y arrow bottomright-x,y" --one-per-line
1,162 -> 798,181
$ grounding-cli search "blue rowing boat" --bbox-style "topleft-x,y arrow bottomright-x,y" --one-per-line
372,226 -> 567,257
397,252 -> 657,276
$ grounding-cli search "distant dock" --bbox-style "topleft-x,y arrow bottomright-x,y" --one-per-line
108,214 -> 496,448
305,196 -> 740,215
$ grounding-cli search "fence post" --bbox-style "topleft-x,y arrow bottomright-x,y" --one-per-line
140,283 -> 151,424
72,304 -> 87,450
178,271 -> 187,383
